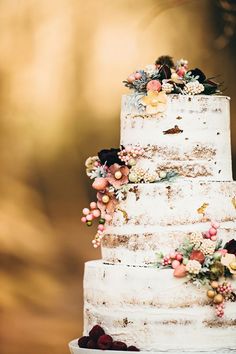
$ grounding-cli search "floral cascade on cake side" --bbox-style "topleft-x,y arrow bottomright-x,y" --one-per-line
82,147 -> 178,247
155,222 -> 236,318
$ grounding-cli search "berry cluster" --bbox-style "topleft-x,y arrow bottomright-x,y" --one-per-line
202,221 -> 220,241
81,202 -> 112,248
207,280 -> 234,318
118,146 -> 144,166
217,282 -> 233,297
215,302 -> 225,318
162,252 -> 183,268
81,202 -> 101,226
78,325 -> 140,351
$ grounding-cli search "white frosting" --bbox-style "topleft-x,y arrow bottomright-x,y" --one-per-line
81,94 -> 236,353
102,223 -> 236,265
120,94 -> 232,180
84,261 -> 236,352
108,181 -> 236,227
101,180 -> 236,265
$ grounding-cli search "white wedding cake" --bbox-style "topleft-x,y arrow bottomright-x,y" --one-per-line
71,56 -> 236,353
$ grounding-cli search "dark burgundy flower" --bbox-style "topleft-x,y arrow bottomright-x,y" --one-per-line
155,55 -> 174,68
224,239 -> 236,255
98,148 -> 124,167
158,64 -> 172,81
187,68 -> 206,83
78,336 -> 90,348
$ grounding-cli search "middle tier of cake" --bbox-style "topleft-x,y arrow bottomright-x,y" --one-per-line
102,180 -> 236,265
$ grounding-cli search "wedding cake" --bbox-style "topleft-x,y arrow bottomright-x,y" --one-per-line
71,56 -> 236,353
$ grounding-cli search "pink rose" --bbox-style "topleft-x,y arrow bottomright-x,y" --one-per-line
92,177 -> 108,191
146,80 -> 161,92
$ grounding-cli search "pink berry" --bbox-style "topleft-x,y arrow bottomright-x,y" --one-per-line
105,214 -> 112,221
134,72 -> 142,80
177,67 -> 186,77
92,209 -> 101,218
82,208 -> 90,216
127,74 -> 135,83
204,231 -> 211,239
209,227 -> 217,236
81,217 -> 87,223
170,252 -> 176,259
98,224 -> 105,231
172,260 -> 180,269
211,221 -> 220,229
90,202 -> 97,210
94,161 -> 99,167
211,236 -> 217,241
86,214 -> 93,221
219,249 -> 228,255
176,253 -> 183,261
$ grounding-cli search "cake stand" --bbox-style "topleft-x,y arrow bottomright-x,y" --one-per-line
68,339 -> 234,354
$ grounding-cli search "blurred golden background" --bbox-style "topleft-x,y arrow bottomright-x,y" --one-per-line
0,0 -> 236,353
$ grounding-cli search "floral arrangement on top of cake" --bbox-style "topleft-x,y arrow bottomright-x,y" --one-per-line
81,147 -> 178,248
123,55 -> 221,97
156,222 -> 236,318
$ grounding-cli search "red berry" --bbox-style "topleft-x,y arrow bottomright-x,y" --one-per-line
176,253 -> 183,261
127,345 -> 140,351
112,341 -> 128,351
89,325 -> 105,341
97,335 -> 113,350
87,340 -> 98,349
78,336 -> 90,348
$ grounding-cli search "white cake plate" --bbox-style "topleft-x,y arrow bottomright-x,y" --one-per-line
68,339 -> 235,354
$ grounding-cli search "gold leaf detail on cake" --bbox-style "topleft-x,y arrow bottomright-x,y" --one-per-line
231,196 -> 236,209
117,207 -> 129,223
163,125 -> 183,135
197,203 -> 209,216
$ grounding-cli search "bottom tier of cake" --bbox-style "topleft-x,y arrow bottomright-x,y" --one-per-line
83,261 -> 236,352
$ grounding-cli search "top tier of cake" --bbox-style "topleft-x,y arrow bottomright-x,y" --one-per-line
120,94 -> 232,180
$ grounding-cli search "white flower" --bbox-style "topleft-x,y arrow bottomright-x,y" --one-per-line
200,239 -> 216,255
145,64 -> 157,76
186,260 -> 201,274
162,82 -> 174,93
188,232 -> 203,247
184,80 -> 204,95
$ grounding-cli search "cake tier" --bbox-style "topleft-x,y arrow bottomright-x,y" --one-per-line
84,261 -> 236,352
102,181 -> 236,265
120,94 -> 232,180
